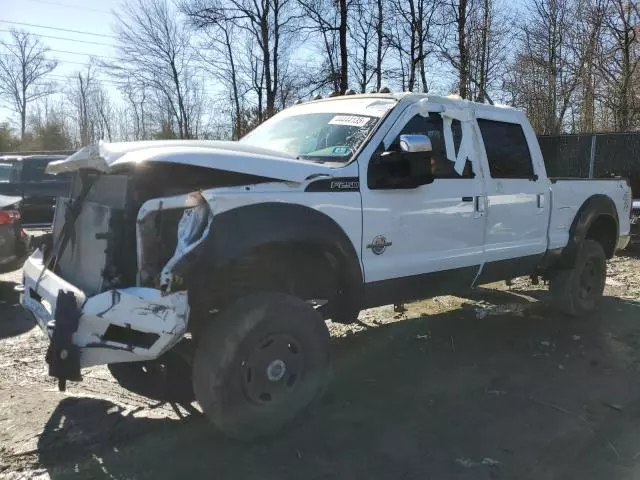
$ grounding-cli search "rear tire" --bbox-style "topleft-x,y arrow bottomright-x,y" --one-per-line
192,293 -> 331,441
550,239 -> 606,316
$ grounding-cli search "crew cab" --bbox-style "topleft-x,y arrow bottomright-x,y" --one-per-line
20,93 -> 631,440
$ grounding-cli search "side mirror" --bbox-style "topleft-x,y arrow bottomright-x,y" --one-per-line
368,135 -> 435,190
399,134 -> 432,153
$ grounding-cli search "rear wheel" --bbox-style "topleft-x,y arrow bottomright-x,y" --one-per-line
192,293 -> 331,441
550,239 -> 606,316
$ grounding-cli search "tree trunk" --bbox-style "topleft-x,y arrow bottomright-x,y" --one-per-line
477,0 -> 489,102
376,0 -> 383,91
20,62 -> 26,141
458,0 -> 469,99
224,29 -> 242,139
273,0 -> 280,112
339,0 -> 349,93
407,0 -> 417,92
361,35 -> 369,93
168,57 -> 188,138
260,3 -> 275,117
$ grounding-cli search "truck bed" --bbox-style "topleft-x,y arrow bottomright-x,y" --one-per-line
547,178 -> 631,251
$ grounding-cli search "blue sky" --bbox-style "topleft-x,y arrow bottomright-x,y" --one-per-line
1,0 -> 131,126
0,0 -> 525,132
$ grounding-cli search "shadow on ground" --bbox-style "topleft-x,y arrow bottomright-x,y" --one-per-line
32,292 -> 640,480
0,281 -> 34,340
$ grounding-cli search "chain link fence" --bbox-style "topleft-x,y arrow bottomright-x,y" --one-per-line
539,133 -> 640,197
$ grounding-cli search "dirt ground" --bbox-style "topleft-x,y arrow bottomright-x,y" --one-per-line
4,251 -> 640,479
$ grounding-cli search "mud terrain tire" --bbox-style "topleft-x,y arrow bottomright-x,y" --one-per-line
192,293 -> 331,441
550,239 -> 606,316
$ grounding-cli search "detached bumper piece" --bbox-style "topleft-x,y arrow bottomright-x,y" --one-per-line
23,249 -> 190,370
45,290 -> 82,391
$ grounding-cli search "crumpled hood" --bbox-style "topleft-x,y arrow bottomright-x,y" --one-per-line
46,140 -> 342,183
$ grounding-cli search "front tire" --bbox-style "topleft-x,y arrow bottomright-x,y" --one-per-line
192,293 -> 331,441
550,239 -> 606,316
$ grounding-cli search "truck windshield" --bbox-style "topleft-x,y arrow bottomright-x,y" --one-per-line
240,112 -> 378,162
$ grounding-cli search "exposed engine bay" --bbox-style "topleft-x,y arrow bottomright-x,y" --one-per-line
46,163 -> 272,297
19,162 -> 280,377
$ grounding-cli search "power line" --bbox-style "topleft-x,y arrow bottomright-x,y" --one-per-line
0,48 -> 118,60
0,20 -> 115,39
49,49 -> 116,60
39,75 -> 221,95
0,53 -> 96,66
20,0 -> 112,14
0,29 -> 115,47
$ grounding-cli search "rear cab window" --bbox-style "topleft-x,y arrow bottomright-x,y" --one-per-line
477,119 -> 535,179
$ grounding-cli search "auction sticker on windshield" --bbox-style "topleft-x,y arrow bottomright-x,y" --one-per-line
328,115 -> 371,127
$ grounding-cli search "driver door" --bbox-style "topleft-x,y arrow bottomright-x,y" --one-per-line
359,106 -> 486,306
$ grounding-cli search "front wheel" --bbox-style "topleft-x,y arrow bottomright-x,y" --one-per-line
550,239 -> 606,316
192,293 -> 331,441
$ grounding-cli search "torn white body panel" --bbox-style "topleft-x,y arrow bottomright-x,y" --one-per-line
159,202 -> 213,292
22,249 -> 189,368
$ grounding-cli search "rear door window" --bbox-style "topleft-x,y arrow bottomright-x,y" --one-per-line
477,119 -> 534,179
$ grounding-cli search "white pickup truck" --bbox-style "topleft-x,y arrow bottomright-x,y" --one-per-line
20,92 -> 631,439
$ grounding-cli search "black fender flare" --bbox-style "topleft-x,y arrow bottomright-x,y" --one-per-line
562,194 -> 619,265
191,202 -> 364,302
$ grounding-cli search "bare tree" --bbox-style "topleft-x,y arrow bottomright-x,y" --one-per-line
67,67 -> 94,146
575,0 -> 606,131
110,0 -> 199,138
183,3 -> 248,138
374,0 -> 385,90
348,0 -> 391,92
120,81 -> 150,140
92,86 -> 115,142
349,0 -> 377,92
297,0 -> 350,93
465,0 -> 513,102
597,0 -> 640,131
0,29 -> 57,140
182,0 -> 298,118
387,0 -> 440,92
505,0 -> 585,133
438,0 -> 473,98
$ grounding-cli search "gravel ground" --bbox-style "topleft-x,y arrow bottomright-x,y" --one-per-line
3,250 -> 640,479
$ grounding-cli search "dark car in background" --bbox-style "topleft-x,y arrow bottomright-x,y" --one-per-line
0,155 -> 71,225
0,194 -> 29,274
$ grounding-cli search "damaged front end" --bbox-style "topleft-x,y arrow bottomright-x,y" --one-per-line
21,168 -> 215,389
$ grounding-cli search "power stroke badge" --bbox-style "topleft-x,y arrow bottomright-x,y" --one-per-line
367,235 -> 392,255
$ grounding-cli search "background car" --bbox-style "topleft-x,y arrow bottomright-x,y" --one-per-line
0,194 -> 29,274
0,154 -> 71,225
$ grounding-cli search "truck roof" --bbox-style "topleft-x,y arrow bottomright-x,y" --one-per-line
306,92 -> 516,115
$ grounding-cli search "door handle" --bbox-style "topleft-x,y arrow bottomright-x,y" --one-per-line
462,196 -> 473,202
537,193 -> 545,209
